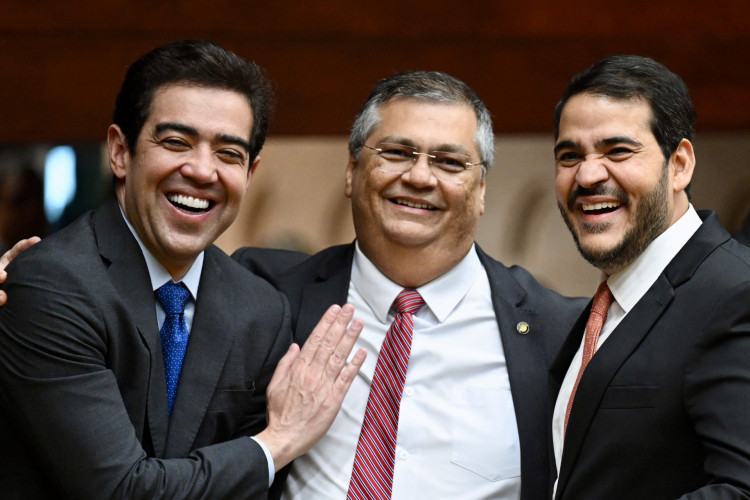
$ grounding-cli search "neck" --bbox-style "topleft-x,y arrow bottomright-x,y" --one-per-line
359,240 -> 473,288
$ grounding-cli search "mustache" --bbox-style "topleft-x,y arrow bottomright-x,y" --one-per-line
567,185 -> 629,210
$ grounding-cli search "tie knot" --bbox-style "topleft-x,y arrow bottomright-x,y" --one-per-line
591,281 -> 614,316
393,289 -> 424,315
155,281 -> 190,315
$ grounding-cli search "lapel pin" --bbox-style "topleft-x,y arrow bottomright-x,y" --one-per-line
516,322 -> 530,335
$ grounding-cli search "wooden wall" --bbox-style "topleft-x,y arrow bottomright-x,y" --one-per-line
3,2 -> 749,296
2,1 -> 750,143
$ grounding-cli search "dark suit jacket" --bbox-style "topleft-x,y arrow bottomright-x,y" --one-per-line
551,210 -> 750,499
234,242 -> 587,500
0,199 -> 292,499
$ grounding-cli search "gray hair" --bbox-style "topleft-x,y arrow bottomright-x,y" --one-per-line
348,71 -> 494,176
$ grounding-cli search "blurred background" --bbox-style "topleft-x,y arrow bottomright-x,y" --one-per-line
2,1 -> 749,296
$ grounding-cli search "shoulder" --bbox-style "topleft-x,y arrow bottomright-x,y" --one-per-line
6,210 -> 98,279
232,244 -> 353,284
231,246 -> 310,282
476,245 -> 587,310
207,245 -> 291,297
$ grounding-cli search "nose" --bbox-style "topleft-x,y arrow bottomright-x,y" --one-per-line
574,153 -> 609,189
180,145 -> 219,184
400,153 -> 438,187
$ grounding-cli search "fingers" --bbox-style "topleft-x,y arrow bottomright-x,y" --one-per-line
323,317 -> 363,381
267,343 -> 300,391
0,289 -> 6,307
310,304 -> 356,370
296,304 -> 342,366
335,347 -> 367,393
0,236 -> 40,271
292,303 -> 364,387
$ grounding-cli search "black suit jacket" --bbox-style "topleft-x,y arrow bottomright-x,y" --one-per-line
0,200 -> 291,499
551,211 -> 750,499
235,243 -> 586,500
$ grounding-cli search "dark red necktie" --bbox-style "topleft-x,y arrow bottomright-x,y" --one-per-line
565,281 -> 613,432
347,289 -> 424,500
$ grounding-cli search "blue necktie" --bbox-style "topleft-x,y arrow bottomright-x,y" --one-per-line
155,281 -> 191,417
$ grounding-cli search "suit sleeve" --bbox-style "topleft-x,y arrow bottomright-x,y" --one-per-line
0,254 -> 271,499
682,280 -> 750,498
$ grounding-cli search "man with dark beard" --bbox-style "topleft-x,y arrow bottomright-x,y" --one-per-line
550,54 -> 750,499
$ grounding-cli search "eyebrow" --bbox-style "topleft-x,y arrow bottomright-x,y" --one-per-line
553,139 -> 578,156
380,136 -> 472,155
554,136 -> 644,155
155,122 -> 251,154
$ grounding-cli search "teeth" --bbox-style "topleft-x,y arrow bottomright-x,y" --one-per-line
395,198 -> 434,210
168,194 -> 209,210
582,201 -> 620,212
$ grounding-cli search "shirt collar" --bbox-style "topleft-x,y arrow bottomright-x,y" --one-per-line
351,241 -> 481,323
606,204 -> 702,313
118,204 -> 203,300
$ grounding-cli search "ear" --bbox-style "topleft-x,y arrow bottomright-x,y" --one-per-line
478,178 -> 486,216
670,138 -> 695,194
107,124 -> 129,180
246,155 -> 261,190
344,156 -> 356,198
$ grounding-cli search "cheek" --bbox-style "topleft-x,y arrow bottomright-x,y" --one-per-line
222,169 -> 251,200
555,170 -> 573,201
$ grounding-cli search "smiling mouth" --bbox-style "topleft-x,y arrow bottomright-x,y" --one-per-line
391,198 -> 437,210
582,201 -> 620,215
168,193 -> 212,214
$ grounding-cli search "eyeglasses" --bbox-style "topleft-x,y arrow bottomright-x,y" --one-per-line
363,142 -> 482,184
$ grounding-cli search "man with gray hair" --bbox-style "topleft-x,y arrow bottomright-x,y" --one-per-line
236,70 -> 585,499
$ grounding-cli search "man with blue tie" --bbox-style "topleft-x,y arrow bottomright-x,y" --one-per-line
0,40 -> 365,499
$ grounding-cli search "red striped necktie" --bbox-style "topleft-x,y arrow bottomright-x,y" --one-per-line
347,289 -> 425,500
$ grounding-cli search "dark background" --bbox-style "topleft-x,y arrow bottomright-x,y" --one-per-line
2,1 -> 749,143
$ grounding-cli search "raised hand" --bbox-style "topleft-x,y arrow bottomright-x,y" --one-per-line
256,303 -> 366,470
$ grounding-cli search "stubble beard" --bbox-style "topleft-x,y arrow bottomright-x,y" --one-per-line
558,166 -> 670,275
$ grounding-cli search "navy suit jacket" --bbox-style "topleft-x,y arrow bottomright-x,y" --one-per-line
234,242 -> 586,500
551,211 -> 750,499
0,199 -> 292,499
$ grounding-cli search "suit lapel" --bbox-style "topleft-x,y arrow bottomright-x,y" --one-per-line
477,248 -> 545,406
93,200 -> 170,457
555,276 -> 673,494
165,247 -> 235,457
294,245 -> 353,344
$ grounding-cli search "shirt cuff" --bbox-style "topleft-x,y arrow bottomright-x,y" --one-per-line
250,436 -> 276,487
250,436 -> 276,488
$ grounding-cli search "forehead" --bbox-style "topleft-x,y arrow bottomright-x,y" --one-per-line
145,84 -> 253,139
557,94 -> 654,146
371,98 -> 478,150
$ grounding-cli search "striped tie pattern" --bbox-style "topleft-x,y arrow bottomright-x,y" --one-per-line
564,281 -> 613,432
347,289 -> 424,500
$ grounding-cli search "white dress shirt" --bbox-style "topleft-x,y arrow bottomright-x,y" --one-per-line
284,243 -> 521,499
552,205 -> 702,497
